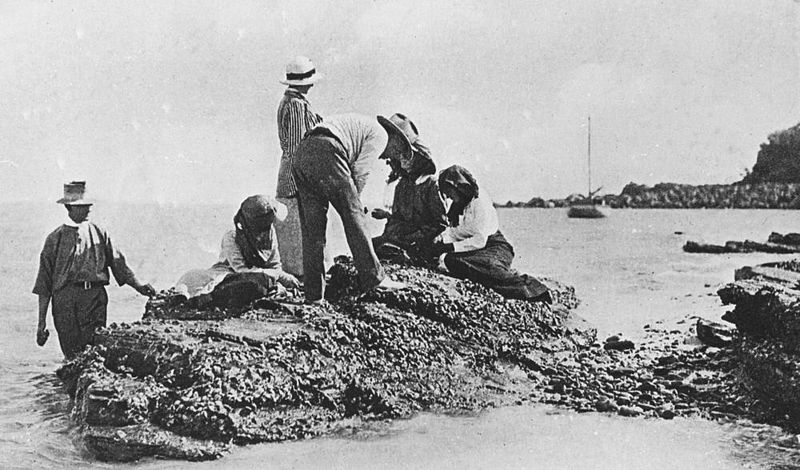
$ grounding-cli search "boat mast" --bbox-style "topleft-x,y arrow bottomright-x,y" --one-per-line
587,116 -> 591,201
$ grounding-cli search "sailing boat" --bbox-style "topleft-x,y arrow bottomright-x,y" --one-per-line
567,116 -> 607,218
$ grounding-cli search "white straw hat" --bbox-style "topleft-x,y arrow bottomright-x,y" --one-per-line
280,56 -> 321,86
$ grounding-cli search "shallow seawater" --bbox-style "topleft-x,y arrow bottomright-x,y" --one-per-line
192,408 -> 774,470
2,204 -> 800,469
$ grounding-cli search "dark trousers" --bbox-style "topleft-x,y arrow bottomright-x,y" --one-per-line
293,134 -> 384,301
444,231 -> 550,301
52,285 -> 108,359
211,272 -> 276,308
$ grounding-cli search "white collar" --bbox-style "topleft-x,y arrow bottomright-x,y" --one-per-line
64,218 -> 88,228
415,174 -> 433,185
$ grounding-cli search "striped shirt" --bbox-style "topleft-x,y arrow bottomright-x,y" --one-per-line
276,88 -> 322,198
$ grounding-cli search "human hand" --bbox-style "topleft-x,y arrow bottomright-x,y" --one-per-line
409,240 -> 436,260
36,325 -> 49,347
135,283 -> 157,297
371,208 -> 391,220
431,241 -> 454,257
278,273 -> 301,290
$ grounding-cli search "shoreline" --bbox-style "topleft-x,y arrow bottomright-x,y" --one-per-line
499,182 -> 800,210
54,253 -> 800,462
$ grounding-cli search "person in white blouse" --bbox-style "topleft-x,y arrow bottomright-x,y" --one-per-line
429,165 -> 551,302
172,195 -> 300,308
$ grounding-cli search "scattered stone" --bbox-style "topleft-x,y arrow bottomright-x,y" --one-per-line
618,406 -> 643,417
595,398 -> 618,413
603,340 -> 635,351
659,409 -> 677,420
695,319 -> 733,348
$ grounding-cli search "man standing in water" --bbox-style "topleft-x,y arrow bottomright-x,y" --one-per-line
33,181 -> 155,359
275,56 -> 323,279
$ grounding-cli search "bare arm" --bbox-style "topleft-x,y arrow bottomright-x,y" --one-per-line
36,295 -> 50,346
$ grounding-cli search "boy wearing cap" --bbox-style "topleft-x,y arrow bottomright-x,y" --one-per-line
33,181 -> 156,359
275,56 -> 323,279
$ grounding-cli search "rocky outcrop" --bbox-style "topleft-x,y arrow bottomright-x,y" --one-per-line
502,183 -> 800,210
684,232 -> 800,254
742,122 -> 800,184
610,182 -> 800,209
57,260 -> 588,462
56,255 -> 800,462
717,260 -> 800,428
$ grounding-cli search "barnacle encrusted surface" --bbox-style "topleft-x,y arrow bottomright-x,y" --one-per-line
58,260 -> 587,461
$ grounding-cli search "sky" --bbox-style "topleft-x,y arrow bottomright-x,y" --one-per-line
1,0 -> 798,205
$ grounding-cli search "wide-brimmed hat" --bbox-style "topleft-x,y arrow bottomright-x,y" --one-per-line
56,181 -> 94,205
279,56 -> 321,86
237,195 -> 288,228
377,113 -> 419,158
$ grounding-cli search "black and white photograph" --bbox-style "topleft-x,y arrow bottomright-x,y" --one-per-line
2,1 -> 800,468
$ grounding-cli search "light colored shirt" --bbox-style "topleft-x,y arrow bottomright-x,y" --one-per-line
33,222 -> 137,296
212,228 -> 283,275
276,88 -> 322,198
173,228 -> 285,299
314,113 -> 388,194
439,192 -> 499,252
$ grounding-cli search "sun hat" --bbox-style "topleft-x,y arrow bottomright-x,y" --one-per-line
56,181 -> 94,205
377,112 -> 420,160
279,56 -> 321,86
236,195 -> 288,229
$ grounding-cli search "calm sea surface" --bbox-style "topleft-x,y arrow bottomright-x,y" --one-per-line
3,203 -> 800,469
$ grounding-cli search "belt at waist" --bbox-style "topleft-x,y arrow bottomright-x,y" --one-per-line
68,281 -> 107,290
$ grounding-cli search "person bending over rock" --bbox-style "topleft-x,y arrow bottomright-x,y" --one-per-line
171,195 -> 300,309
292,113 -> 408,302
371,113 -> 447,263
33,181 -> 156,359
427,165 -> 551,302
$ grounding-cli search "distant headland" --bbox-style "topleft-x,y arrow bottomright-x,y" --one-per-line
501,122 -> 800,210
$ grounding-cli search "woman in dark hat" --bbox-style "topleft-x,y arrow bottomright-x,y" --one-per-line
429,165 -> 551,302
371,113 -> 448,261
172,195 -> 300,308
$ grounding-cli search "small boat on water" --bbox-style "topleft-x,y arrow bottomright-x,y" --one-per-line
567,203 -> 606,218
568,116 -> 607,219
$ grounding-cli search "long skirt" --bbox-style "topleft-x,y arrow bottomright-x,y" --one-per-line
210,272 -> 277,308
274,197 -> 304,278
443,231 -> 550,302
